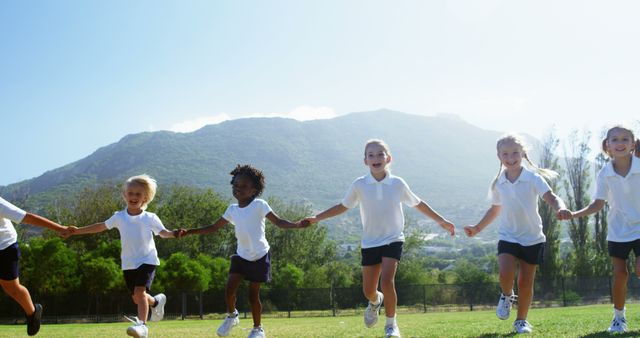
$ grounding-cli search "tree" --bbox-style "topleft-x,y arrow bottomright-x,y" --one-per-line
158,252 -> 211,292
80,256 -> 123,294
20,237 -> 81,294
537,130 -> 563,289
592,153 -> 610,276
195,254 -> 230,291
563,130 -> 594,277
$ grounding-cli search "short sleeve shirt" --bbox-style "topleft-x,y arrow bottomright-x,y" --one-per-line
105,209 -> 167,270
341,173 -> 421,249
222,199 -> 272,261
594,156 -> 640,242
491,167 -> 551,246
0,197 -> 27,250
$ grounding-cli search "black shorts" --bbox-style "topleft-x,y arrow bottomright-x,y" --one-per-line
0,242 -> 20,281
361,241 -> 403,266
123,264 -> 157,295
608,239 -> 640,260
497,240 -> 544,265
229,252 -> 271,283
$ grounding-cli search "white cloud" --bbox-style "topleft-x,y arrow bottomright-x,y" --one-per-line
169,106 -> 337,133
169,114 -> 232,133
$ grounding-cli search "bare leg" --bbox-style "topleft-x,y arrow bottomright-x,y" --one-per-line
0,278 -> 35,316
362,264 -> 382,303
515,260 -> 537,320
225,273 -> 244,314
131,286 -> 149,322
611,257 -> 629,310
498,254 -> 517,295
380,258 -> 399,318
248,282 -> 262,327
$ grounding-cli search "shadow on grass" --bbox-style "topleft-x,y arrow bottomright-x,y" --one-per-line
581,330 -> 640,337
475,333 -> 516,338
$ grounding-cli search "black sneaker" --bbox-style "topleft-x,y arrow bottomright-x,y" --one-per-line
26,303 -> 42,336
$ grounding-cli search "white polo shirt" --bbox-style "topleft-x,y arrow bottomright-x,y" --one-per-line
341,173 -> 421,249
491,167 -> 551,246
0,197 -> 27,250
105,209 -> 167,270
594,156 -> 640,242
222,198 -> 272,261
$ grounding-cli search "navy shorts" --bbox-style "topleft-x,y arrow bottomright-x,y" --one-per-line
0,242 -> 20,281
229,252 -> 271,283
361,241 -> 403,266
608,239 -> 640,260
123,264 -> 157,295
498,240 -> 544,265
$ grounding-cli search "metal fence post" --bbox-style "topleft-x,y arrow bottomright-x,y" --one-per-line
181,292 -> 186,320
423,285 -> 427,313
562,276 -> 566,307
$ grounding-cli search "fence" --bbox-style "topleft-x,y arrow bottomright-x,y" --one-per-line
2,276 -> 639,323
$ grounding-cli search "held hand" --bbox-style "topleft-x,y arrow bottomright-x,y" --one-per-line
298,219 -> 312,228
303,217 -> 319,225
174,229 -> 188,238
439,220 -> 455,236
556,208 -> 573,220
463,225 -> 479,237
60,226 -> 78,239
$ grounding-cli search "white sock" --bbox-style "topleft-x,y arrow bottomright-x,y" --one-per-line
229,309 -> 239,317
615,307 -> 626,318
385,315 -> 396,327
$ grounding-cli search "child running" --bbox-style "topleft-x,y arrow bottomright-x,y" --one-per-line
179,164 -> 309,338
303,139 -> 455,338
1,196 -> 69,336
568,125 -> 640,332
463,134 -> 570,334
62,174 -> 178,338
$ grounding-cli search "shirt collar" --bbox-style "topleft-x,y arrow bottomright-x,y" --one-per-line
603,155 -> 640,177
497,167 -> 533,185
365,173 -> 393,185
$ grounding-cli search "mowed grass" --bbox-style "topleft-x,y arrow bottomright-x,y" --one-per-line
2,303 -> 640,337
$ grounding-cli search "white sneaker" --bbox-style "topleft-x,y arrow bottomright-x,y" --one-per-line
496,292 -> 517,320
150,293 -> 166,322
125,316 -> 148,338
364,291 -> 384,328
247,326 -> 266,338
608,316 -> 628,332
384,325 -> 401,338
513,319 -> 533,334
217,312 -> 240,337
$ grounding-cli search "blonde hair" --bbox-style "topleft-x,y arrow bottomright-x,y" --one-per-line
491,134 -> 558,190
601,124 -> 636,157
364,139 -> 392,157
123,174 -> 157,210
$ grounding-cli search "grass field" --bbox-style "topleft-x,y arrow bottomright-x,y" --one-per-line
2,303 -> 640,337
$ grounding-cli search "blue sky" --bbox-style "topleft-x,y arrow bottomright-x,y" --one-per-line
2,1 -> 640,185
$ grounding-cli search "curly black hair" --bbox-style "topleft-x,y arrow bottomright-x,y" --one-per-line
230,164 -> 265,198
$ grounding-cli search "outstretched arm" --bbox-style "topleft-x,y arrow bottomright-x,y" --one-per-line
415,201 -> 455,236
570,199 -> 606,219
542,191 -> 572,220
184,217 -> 228,236
62,222 -> 108,238
463,205 -> 501,237
266,212 -> 310,229
22,213 -> 67,233
304,204 -> 349,224
158,229 -> 181,239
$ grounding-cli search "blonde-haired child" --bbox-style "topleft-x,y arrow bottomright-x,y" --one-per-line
569,125 -> 640,332
1,196 -> 69,336
63,174 -> 179,338
304,139 -> 455,338
464,134 -> 570,334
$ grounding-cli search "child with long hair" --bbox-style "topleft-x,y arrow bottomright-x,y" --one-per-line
179,164 -> 308,338
568,125 -> 640,332
62,175 -> 179,338
303,139 -> 455,338
463,134 -> 570,334
1,196 -> 69,336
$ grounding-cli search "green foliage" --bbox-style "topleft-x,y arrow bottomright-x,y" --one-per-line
20,237 -> 81,294
195,254 -> 230,291
158,252 -> 211,292
272,263 -> 304,289
80,256 -> 123,294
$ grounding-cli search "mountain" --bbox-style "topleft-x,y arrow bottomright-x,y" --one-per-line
1,110 -> 517,222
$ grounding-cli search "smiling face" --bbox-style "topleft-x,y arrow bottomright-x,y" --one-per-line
231,174 -> 258,203
605,127 -> 635,159
364,143 -> 391,176
123,183 -> 147,214
497,140 -> 524,171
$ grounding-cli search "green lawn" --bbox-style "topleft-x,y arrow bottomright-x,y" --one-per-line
2,304 -> 639,337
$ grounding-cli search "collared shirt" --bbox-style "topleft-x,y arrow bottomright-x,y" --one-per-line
594,155 -> 640,242
491,167 -> 551,246
105,209 -> 167,270
223,198 -> 272,261
342,173 -> 421,249
0,196 -> 27,250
